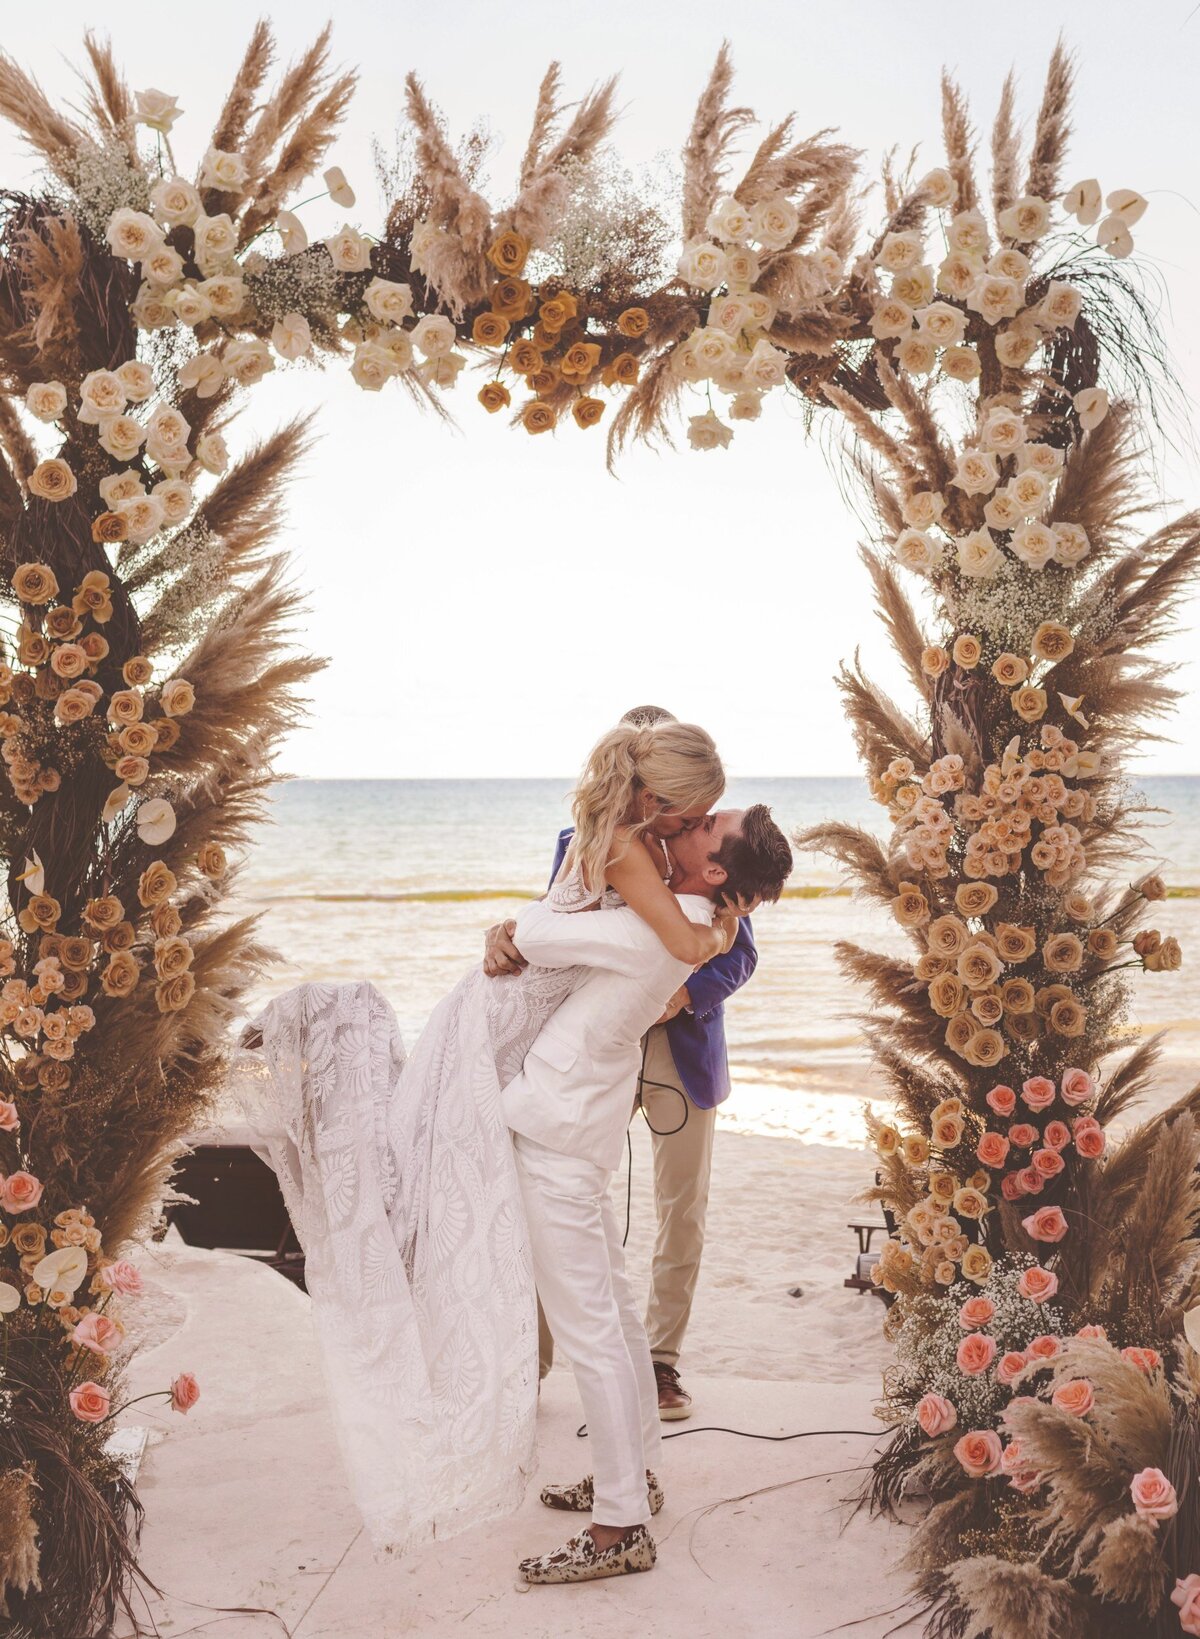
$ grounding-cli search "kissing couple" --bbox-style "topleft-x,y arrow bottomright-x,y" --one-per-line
243,713 -> 792,1585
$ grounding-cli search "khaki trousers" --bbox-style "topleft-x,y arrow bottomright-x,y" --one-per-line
538,1024 -> 716,1377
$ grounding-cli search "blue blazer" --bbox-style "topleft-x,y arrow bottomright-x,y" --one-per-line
548,827 -> 757,1109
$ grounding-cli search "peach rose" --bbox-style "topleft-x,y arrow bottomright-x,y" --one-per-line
160,678 -> 195,717
170,1371 -> 200,1414
1016,1167 -> 1044,1195
996,1350 -> 1028,1385
1021,1077 -> 1056,1112
991,653 -> 1029,688
1027,1333 -> 1061,1360
957,1333 -> 998,1378
953,1428 -> 1003,1478
1043,1120 -> 1072,1151
891,883 -> 930,929
1130,1467 -> 1178,1521
1122,1346 -> 1162,1374
916,1392 -> 957,1437
1072,1118 -> 1106,1160
156,971 -> 196,1013
1023,1206 -> 1068,1243
72,1312 -> 122,1355
70,1380 -> 112,1422
932,1113 -> 965,1149
986,1084 -> 1017,1117
137,861 -> 178,907
28,458 -> 78,503
99,1259 -> 143,1295
1060,1068 -> 1094,1106
921,645 -> 950,678
1031,622 -> 1075,663
1171,1574 -> 1200,1637
976,1132 -> 1010,1169
958,1296 -> 996,1331
123,657 -> 154,688
1076,1323 -> 1107,1340
1051,1378 -> 1094,1417
1032,1147 -> 1065,1179
0,1170 -> 43,1213
0,1100 -> 18,1133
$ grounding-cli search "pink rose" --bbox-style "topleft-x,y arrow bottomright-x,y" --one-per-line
1130,1466 -> 1178,1521
1076,1323 -> 1107,1340
916,1392 -> 958,1437
986,1084 -> 1017,1117
0,1170 -> 43,1213
1073,1117 -> 1106,1160
996,1350 -> 1028,1385
1018,1265 -> 1059,1304
0,1100 -> 18,1132
957,1333 -> 998,1376
1008,1462 -> 1042,1494
958,1296 -> 996,1330
1060,1067 -> 1094,1106
1121,1346 -> 1162,1374
98,1260 -> 143,1296
1032,1147 -> 1065,1179
1027,1334 -> 1062,1361
1021,1076 -> 1056,1112
954,1428 -> 1003,1478
170,1372 -> 200,1414
1017,1167 -> 1045,1195
69,1380 -> 111,1423
1024,1205 -> 1069,1242
72,1313 -> 122,1356
1052,1378 -> 1094,1417
1001,1394 -> 1038,1423
1172,1573 -> 1200,1637
1009,1123 -> 1039,1148
1001,1173 -> 1024,1201
1043,1120 -> 1071,1150
976,1132 -> 1010,1168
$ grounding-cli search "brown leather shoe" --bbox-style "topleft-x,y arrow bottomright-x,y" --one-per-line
653,1360 -> 692,1421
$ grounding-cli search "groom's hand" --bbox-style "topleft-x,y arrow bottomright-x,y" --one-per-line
656,985 -> 690,1025
484,918 -> 526,977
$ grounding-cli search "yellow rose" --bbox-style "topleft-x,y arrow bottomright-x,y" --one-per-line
137,861 -> 178,908
155,971 -> 196,1013
602,352 -> 640,388
572,396 -> 605,429
486,232 -> 530,276
521,400 -> 555,435
1012,685 -> 1048,723
28,459 -> 77,503
477,382 -> 511,414
471,312 -> 510,348
961,1244 -> 993,1284
616,307 -> 650,338
538,292 -> 578,333
1031,622 -> 1075,663
12,563 -> 59,606
100,951 -> 140,998
952,634 -> 982,669
509,338 -> 543,376
991,653 -> 1029,687
560,342 -> 602,383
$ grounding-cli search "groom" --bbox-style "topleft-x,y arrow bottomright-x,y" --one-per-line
501,805 -> 793,1584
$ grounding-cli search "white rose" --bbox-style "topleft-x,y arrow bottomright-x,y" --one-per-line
751,195 -> 799,250
99,471 -> 144,506
994,324 -> 1040,368
271,312 -> 313,360
712,356 -> 746,393
152,478 -> 193,524
223,339 -> 275,386
987,247 -> 1031,282
878,230 -> 924,273
77,369 -> 127,425
166,285 -> 213,328
967,274 -> 1022,325
893,528 -> 941,574
901,491 -> 945,529
892,265 -> 934,307
97,415 -> 145,461
1106,188 -> 1148,226
116,361 -> 155,403
708,295 -> 752,335
276,211 -> 309,255
1017,442 -> 1065,478
1095,215 -> 1134,259
142,244 -> 185,287
420,351 -> 467,389
381,328 -> 415,370
916,301 -> 966,346
897,337 -> 936,375
951,449 -> 999,495
942,345 -> 982,381
983,489 -> 1023,532
690,326 -> 735,376
956,527 -> 1003,577
106,208 -> 163,261
145,405 -> 191,469
150,175 -> 200,228
408,219 -> 444,274
870,298 -> 914,340
178,352 -> 226,398
936,251 -> 984,300
1074,387 -> 1109,430
1062,178 -> 1102,226
324,166 -> 356,208
743,292 -> 776,330
947,210 -> 989,255
196,432 -> 229,474
1054,523 -> 1091,566
705,195 -> 755,244
724,246 -> 761,290
116,494 -> 166,545
744,337 -> 789,390
677,240 -> 728,290
25,381 -> 67,422
411,314 -> 456,357
920,168 -> 956,209
364,278 -> 414,325
325,224 -> 371,273
200,146 -> 248,191
192,213 -> 237,273
997,195 -> 1050,242
1010,520 -> 1058,569
198,275 -> 246,318
1037,282 -> 1083,330
687,411 -> 733,451
1009,469 -> 1048,515
349,342 -> 398,392
728,391 -> 763,421
979,408 -> 1026,456
672,338 -> 705,383
814,246 -> 844,287
132,282 -> 176,332
135,88 -> 182,133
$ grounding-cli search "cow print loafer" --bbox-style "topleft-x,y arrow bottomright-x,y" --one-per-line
518,1524 -> 657,1584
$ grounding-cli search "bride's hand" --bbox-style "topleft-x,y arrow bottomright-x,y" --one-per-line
713,907 -> 740,954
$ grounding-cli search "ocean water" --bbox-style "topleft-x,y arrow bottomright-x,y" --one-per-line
238,776 -> 1200,1145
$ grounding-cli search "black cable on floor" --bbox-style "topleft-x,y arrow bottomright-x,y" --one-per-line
623,1033 -> 689,1246
575,1423 -> 881,1441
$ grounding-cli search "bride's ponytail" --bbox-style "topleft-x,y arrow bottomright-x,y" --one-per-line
567,720 -> 725,897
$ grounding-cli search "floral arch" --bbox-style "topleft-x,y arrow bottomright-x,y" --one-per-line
0,26 -> 1197,1639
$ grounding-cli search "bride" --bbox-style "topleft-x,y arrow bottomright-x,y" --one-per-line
241,719 -> 739,1555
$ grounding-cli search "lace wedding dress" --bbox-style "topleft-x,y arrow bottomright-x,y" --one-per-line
239,867 -> 619,1555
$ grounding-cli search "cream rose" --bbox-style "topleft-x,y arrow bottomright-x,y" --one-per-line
891,265 -> 934,307
363,278 -> 414,326
349,342 -> 399,392
116,495 -> 166,545
687,412 -> 733,452
99,470 -> 144,506
967,274 -> 1022,326
1053,523 -> 1091,567
1009,469 -> 1048,515
955,527 -> 1003,578
142,243 -> 185,286
897,337 -> 936,375
200,146 -> 248,191
25,380 -> 67,422
198,274 -> 246,318
106,208 -> 163,261
901,490 -> 945,529
979,408 -> 1026,456
878,230 -> 924,272
937,251 -> 984,300
947,210 -> 989,255
951,449 -> 1000,496
196,431 -> 229,474
192,212 -> 238,273
743,337 -> 788,390
983,489 -> 1022,532
145,405 -> 191,469
1038,281 -> 1083,329
677,240 -> 727,290
724,245 -> 761,290
870,298 -> 914,340
751,195 -> 799,250
942,345 -> 982,381
920,167 -> 956,209
150,175 -> 200,228
135,87 -> 181,133
1010,520 -> 1057,570
915,301 -> 966,346
223,339 -> 275,386
893,528 -> 941,575
995,324 -> 1040,368
132,282 -> 176,331
410,315 -> 456,358
166,285 -> 213,327
998,195 -> 1051,242
324,224 -> 371,273
705,195 -> 755,243
116,360 -> 155,403
988,247 -> 1032,282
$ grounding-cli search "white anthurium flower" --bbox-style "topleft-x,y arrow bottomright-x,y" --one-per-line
1074,387 -> 1110,430
1061,178 -> 1102,225
17,851 -> 45,894
324,166 -> 356,208
1105,188 -> 1148,226
1184,1305 -> 1200,1355
33,1245 -> 89,1297
0,1282 -> 20,1315
137,798 -> 177,846
1058,694 -> 1090,729
272,312 -> 313,360
135,88 -> 182,134
276,211 -> 308,255
102,784 -> 131,824
1095,215 -> 1134,259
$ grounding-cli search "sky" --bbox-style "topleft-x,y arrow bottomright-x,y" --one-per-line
2,1 -> 1200,779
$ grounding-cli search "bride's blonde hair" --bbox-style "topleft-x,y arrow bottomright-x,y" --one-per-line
567,721 -> 725,897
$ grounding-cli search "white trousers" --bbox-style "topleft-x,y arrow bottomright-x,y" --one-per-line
511,1132 -> 662,1525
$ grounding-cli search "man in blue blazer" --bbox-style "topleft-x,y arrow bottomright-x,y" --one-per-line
484,708 -> 760,1420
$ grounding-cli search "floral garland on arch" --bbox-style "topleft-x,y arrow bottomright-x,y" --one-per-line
0,25 -> 1198,1639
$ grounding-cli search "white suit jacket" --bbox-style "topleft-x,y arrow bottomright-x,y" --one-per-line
500,893 -> 715,1173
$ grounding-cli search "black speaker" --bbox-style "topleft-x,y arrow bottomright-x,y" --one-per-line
168,1144 -> 306,1289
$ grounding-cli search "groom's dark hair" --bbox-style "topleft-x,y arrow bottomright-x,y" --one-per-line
713,805 -> 793,907
621,704 -> 676,728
